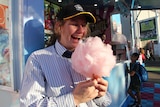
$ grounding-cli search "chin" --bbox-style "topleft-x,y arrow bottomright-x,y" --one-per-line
71,44 -> 78,49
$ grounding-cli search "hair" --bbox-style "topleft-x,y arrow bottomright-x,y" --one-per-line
46,20 -> 65,47
139,48 -> 145,54
131,52 -> 139,60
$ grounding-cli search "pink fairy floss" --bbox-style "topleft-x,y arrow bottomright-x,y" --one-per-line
71,36 -> 116,78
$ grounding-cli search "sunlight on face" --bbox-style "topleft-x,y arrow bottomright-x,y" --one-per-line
59,15 -> 88,51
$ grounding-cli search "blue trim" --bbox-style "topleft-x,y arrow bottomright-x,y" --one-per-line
121,95 -> 131,107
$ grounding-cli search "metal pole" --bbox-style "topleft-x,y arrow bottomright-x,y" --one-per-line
131,0 -> 136,53
155,10 -> 160,43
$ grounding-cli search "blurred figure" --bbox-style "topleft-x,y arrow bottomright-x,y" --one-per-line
148,48 -> 155,61
127,53 -> 142,107
146,49 -> 150,60
138,48 -> 146,66
147,41 -> 155,61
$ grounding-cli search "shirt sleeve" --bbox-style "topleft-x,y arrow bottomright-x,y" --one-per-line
93,92 -> 112,107
20,54 -> 76,107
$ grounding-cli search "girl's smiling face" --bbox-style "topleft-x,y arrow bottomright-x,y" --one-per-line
58,15 -> 88,51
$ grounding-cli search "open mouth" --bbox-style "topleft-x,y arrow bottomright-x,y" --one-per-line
71,35 -> 81,40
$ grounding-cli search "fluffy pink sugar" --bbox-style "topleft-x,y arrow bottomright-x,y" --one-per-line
71,36 -> 116,78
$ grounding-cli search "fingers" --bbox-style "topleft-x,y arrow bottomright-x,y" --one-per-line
77,79 -> 98,90
95,78 -> 108,97
92,74 -> 108,86
73,78 -> 109,104
73,79 -> 99,104
85,78 -> 108,97
86,77 -> 108,92
92,74 -> 99,79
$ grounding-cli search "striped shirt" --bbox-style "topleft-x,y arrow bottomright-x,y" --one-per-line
20,40 -> 111,107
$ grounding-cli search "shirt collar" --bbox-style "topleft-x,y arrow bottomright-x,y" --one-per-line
55,40 -> 67,56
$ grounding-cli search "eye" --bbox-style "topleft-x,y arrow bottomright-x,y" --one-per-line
82,24 -> 87,27
72,24 -> 79,27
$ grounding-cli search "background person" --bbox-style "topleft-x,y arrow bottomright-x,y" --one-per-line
146,41 -> 155,61
127,53 -> 142,107
20,3 -> 111,107
149,48 -> 156,61
146,49 -> 150,60
138,48 -> 146,66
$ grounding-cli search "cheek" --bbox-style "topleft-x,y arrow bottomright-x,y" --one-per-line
62,26 -> 74,36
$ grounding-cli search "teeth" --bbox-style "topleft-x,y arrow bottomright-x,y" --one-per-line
72,36 -> 80,39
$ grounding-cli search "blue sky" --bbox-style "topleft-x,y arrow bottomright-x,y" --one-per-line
111,14 -> 121,25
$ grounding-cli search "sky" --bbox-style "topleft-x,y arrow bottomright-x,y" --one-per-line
111,14 -> 121,25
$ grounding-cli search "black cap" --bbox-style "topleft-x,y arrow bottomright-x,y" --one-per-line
56,3 -> 96,23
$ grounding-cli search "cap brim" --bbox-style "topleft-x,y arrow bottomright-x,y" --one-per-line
63,12 -> 96,23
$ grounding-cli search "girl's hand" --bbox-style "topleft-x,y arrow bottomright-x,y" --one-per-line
73,79 -> 99,105
93,74 -> 108,98
95,77 -> 108,97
